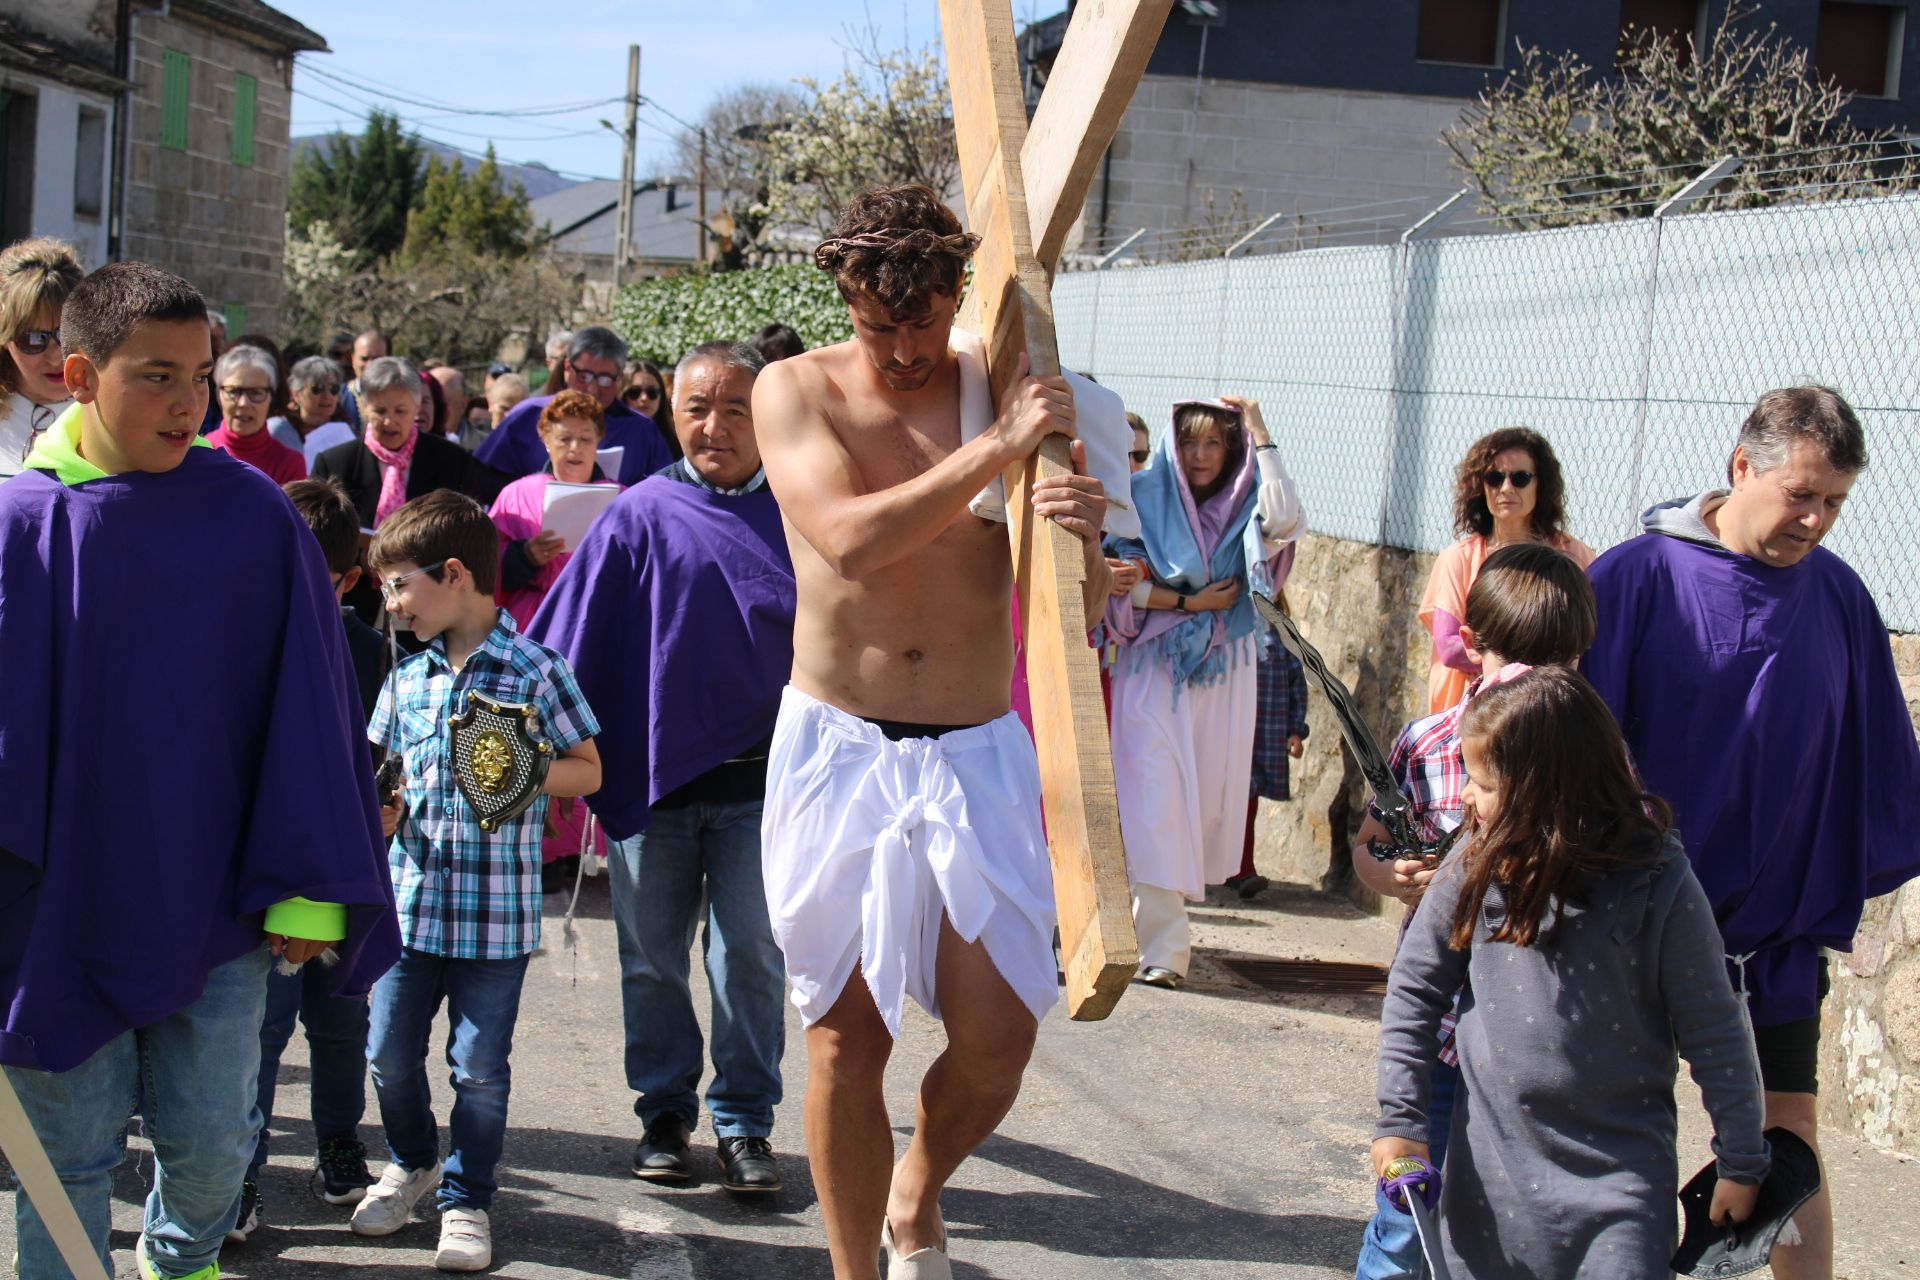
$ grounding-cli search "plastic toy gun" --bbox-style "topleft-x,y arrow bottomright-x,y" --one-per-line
1251,591 -> 1463,865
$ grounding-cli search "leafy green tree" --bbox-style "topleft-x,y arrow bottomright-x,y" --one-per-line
1445,2 -> 1917,228
401,146 -> 537,262
289,109 -> 425,265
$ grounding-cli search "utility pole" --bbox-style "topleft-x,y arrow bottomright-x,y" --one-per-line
696,127 -> 708,265
612,44 -> 640,291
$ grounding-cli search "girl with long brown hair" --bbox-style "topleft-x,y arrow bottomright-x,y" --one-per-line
1372,666 -> 1770,1276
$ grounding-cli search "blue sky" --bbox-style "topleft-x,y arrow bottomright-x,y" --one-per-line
274,0 -> 1052,181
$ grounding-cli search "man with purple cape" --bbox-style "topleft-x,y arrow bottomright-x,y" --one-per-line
473,326 -> 671,488
529,340 -> 796,1193
0,263 -> 401,1280
1584,385 -> 1920,1280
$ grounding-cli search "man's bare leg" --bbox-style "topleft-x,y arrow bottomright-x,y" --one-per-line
1764,1090 -> 1833,1280
806,969 -> 896,1280
887,916 -> 1040,1256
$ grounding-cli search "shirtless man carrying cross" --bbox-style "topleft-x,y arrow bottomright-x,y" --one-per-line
754,184 -> 1112,1279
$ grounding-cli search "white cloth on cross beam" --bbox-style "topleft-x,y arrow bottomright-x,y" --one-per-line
760,686 -> 1059,1036
951,328 -> 1141,540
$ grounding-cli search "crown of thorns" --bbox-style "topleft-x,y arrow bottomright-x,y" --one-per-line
814,227 -> 981,270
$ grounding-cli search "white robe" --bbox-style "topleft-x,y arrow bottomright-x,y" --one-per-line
760,686 -> 1059,1036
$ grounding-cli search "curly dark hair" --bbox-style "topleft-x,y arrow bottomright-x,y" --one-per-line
814,184 -> 979,318
1452,426 -> 1568,542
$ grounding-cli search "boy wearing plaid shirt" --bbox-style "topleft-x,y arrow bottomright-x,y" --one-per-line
354,491 -> 602,1272
1347,542 -> 1595,1280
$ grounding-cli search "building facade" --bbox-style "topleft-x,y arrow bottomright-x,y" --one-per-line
0,0 -> 324,335
1027,0 -> 1920,249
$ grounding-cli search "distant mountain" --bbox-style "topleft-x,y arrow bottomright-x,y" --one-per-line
291,134 -> 581,202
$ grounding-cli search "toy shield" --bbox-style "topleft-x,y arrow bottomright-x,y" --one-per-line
447,690 -> 553,832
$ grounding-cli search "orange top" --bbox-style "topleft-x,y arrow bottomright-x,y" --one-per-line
1417,532 -> 1596,714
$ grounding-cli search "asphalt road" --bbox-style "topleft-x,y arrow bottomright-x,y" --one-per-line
4,877 -> 1916,1278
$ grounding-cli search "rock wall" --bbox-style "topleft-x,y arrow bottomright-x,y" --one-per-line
1248,533 -> 1920,1155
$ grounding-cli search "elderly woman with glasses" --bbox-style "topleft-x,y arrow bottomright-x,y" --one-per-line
270,355 -> 358,470
1418,426 -> 1594,713
208,345 -> 308,483
0,237 -> 85,479
312,355 -> 479,532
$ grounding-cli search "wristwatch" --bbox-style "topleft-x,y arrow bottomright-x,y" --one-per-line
1174,595 -> 1189,612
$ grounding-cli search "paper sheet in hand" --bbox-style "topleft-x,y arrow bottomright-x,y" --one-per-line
596,446 -> 623,477
542,482 -> 619,547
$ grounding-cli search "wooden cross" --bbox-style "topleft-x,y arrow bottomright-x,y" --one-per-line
938,0 -> 1173,1020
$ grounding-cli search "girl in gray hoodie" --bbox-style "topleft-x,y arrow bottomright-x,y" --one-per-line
1373,666 -> 1771,1277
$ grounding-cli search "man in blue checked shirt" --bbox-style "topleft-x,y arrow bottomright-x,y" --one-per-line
356,491 -> 602,1273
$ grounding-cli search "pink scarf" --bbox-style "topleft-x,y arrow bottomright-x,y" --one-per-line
365,424 -> 418,527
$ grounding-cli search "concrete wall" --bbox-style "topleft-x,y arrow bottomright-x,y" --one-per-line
1248,530 -> 1920,1156
0,73 -> 116,267
121,9 -> 296,335
1090,75 -> 1469,246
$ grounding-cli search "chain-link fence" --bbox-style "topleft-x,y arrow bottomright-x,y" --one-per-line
1054,177 -> 1920,631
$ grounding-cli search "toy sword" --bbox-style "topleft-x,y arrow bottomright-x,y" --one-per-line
1251,591 -> 1463,864
0,1066 -> 112,1280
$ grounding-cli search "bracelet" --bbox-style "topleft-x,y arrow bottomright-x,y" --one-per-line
1255,443 -> 1278,453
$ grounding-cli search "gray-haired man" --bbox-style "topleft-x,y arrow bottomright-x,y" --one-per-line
473,326 -> 670,487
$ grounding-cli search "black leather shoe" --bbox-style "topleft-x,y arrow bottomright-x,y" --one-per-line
717,1136 -> 781,1193
632,1113 -> 695,1182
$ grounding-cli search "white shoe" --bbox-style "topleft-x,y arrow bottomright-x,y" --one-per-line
881,1216 -> 952,1278
436,1207 -> 493,1272
350,1160 -> 441,1236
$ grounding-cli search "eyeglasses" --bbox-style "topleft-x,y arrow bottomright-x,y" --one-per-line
1129,449 -> 1151,464
218,385 -> 272,404
1485,469 -> 1534,490
12,329 -> 61,356
623,384 -> 662,402
569,367 -> 620,389
380,560 -> 447,604
303,382 -> 342,397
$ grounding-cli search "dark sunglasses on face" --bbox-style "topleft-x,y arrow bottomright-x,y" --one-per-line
13,329 -> 61,356
1129,449 -> 1151,463
623,384 -> 661,402
306,382 -> 342,396
1485,469 -> 1534,490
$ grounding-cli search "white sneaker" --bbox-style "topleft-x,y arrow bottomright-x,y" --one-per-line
349,1160 -> 442,1236
436,1206 -> 492,1272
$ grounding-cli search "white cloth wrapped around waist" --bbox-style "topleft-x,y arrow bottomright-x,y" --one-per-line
760,686 -> 1059,1037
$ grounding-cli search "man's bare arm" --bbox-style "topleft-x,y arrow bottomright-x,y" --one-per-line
754,354 -> 1075,582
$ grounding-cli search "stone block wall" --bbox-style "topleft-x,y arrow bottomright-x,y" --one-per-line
121,9 -> 296,335
1249,532 -> 1920,1156
1089,76 -> 1467,245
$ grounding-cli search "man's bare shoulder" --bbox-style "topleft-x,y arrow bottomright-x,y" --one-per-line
765,341 -> 863,396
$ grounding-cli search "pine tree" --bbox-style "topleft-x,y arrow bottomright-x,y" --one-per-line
400,145 -> 536,263
289,110 -> 425,265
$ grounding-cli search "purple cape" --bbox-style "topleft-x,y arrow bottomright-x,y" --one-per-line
472,393 -> 670,487
1583,532 -> 1920,1025
527,474 -> 795,841
0,450 -> 401,1071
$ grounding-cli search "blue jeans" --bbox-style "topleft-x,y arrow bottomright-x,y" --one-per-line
365,947 -> 530,1211
1355,1057 -> 1460,1280
250,960 -> 371,1175
6,945 -> 272,1280
608,799 -> 786,1137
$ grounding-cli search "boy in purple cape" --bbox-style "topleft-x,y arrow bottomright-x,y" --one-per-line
0,262 -> 401,1280
1583,384 -> 1920,1279
529,340 -> 797,1192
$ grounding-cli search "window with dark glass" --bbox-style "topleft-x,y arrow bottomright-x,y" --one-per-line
1417,0 -> 1506,66
75,107 -> 106,216
1816,1 -> 1905,97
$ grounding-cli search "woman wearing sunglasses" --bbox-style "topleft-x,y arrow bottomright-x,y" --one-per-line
0,237 -> 85,480
622,359 -> 680,459
270,355 -> 359,470
1418,426 -> 1594,713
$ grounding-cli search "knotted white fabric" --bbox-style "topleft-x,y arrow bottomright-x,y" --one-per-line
761,687 -> 1059,1037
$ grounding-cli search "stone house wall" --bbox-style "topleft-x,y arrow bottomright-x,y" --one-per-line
121,8 -> 297,335
1249,532 -> 1920,1156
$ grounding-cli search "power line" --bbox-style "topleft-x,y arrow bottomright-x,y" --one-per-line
300,60 -> 622,120
289,84 -> 627,183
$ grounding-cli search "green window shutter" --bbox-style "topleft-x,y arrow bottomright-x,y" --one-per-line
160,50 -> 190,151
224,303 -> 247,337
232,73 -> 256,166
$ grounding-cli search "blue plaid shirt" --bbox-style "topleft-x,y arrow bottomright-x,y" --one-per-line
369,610 -> 599,958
